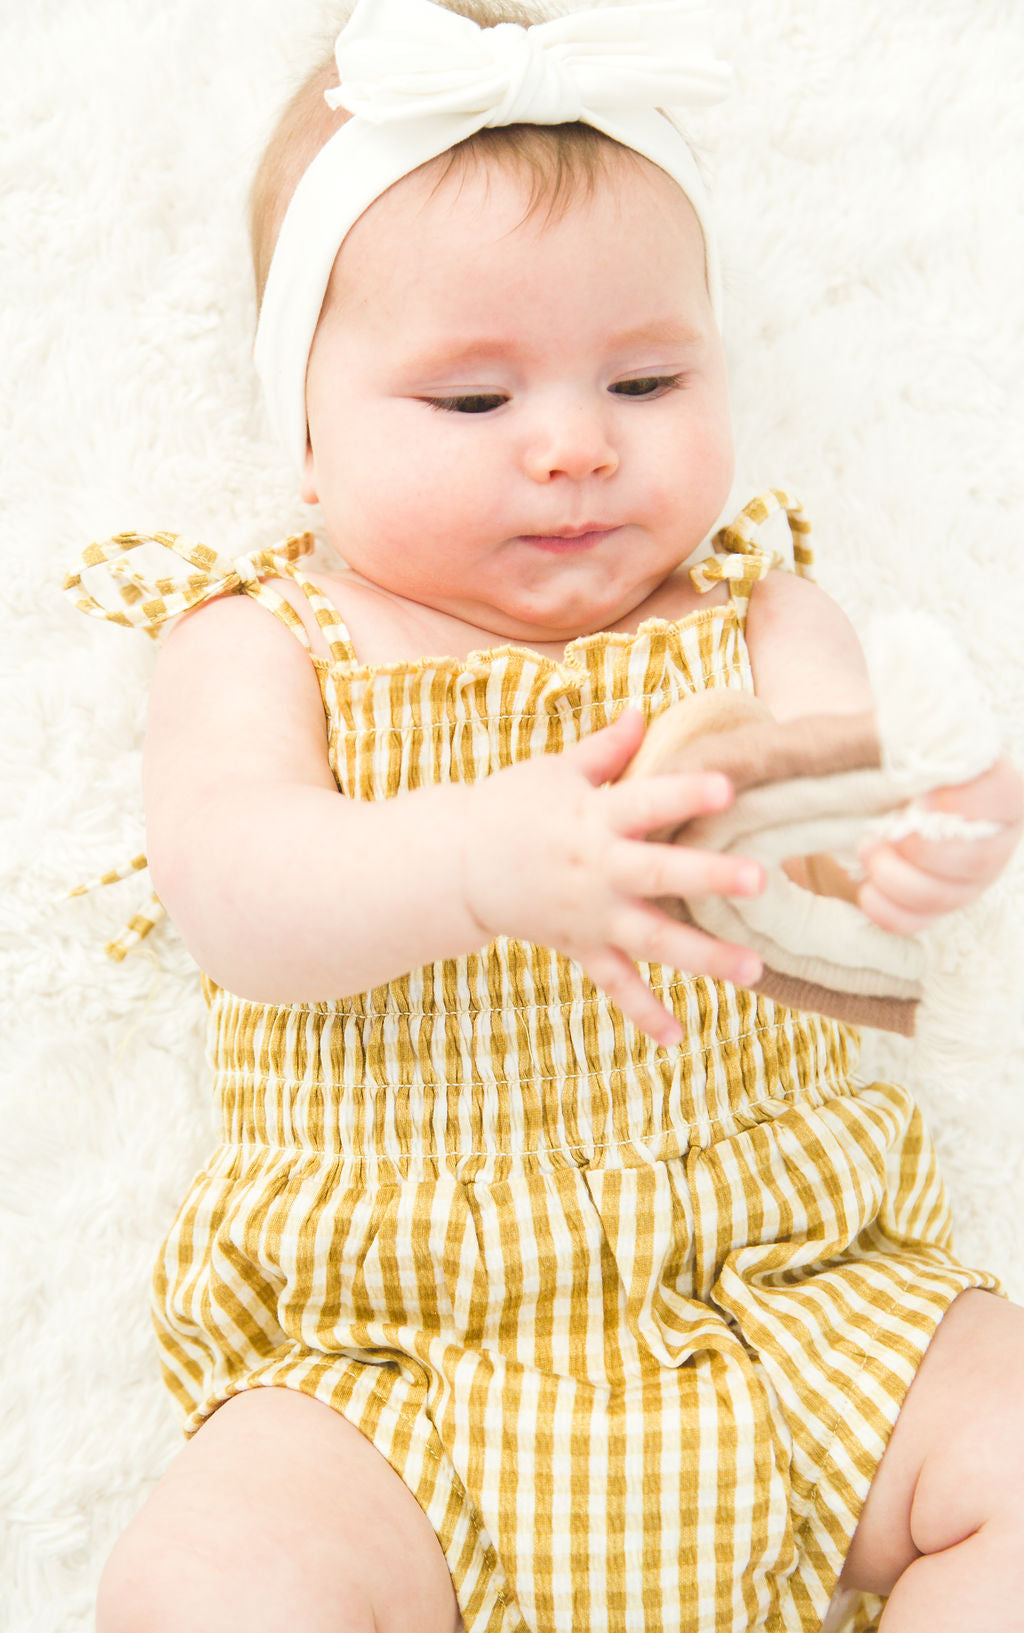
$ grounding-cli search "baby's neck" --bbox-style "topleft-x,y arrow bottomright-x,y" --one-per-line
305,565 -> 725,667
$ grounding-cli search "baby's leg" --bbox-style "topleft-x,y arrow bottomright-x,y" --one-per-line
838,1288 -> 1024,1630
96,1386 -> 465,1633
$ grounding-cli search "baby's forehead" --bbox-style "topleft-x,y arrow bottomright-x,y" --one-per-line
315,222 -> 716,386
324,144 -> 709,310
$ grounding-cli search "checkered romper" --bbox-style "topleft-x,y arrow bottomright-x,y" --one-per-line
65,492 -> 997,1632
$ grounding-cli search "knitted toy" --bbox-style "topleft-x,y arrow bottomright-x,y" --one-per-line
621,612 -> 1003,1034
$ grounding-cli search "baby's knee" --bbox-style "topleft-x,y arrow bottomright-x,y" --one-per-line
908,1293 -> 1024,1550
95,1530 -> 195,1633
842,1291 -> 1024,1599
92,1390 -> 462,1633
95,1522 -> 375,1633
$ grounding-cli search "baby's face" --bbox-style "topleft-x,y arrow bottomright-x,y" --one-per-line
302,148 -> 734,642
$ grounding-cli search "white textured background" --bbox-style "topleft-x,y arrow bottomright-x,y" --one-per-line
2,2 -> 1022,1628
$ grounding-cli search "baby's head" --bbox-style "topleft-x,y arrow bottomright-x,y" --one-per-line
251,0 -> 736,642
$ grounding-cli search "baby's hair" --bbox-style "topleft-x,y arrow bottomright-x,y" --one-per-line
249,0 -> 641,312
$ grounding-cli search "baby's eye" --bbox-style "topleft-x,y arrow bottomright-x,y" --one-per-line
422,393 -> 509,414
610,374 -> 684,398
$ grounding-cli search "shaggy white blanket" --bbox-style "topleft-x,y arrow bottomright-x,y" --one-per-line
2,1 -> 1022,1627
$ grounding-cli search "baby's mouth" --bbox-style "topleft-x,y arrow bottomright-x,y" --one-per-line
516,526 -> 620,554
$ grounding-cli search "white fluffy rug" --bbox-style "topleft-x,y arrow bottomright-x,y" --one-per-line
3,1 -> 1022,1627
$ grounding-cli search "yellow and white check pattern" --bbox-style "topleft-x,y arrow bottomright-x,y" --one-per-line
63,493 -> 996,1633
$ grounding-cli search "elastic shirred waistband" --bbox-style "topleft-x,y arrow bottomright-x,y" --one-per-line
204,963 -> 861,1167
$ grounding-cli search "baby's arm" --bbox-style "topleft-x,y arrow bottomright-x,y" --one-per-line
745,570 -> 1023,927
143,592 -> 481,994
144,592 -> 763,1042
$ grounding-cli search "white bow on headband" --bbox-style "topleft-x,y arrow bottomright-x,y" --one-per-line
327,0 -> 731,128
255,0 -> 731,469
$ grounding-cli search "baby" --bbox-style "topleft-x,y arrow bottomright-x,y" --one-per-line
72,1 -> 1024,1630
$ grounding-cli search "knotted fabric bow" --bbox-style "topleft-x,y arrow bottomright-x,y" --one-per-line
326,0 -> 731,126
255,0 -> 731,469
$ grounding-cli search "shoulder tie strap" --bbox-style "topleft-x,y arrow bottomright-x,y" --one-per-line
60,527 -> 352,960
62,528 -> 320,648
690,489 -> 814,624
61,854 -> 166,963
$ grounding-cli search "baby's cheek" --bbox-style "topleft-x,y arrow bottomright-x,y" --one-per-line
647,456 -> 728,542
653,408 -> 733,517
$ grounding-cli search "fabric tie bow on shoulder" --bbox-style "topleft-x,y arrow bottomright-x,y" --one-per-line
326,0 -> 732,128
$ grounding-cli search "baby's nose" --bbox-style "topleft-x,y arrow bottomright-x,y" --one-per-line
522,397 -> 619,484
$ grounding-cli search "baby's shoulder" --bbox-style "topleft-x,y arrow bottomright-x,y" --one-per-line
258,571 -> 335,661
745,563 -> 840,634
744,569 -> 873,720
209,566 -> 368,665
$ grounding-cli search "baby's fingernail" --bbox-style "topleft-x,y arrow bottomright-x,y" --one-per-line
707,775 -> 732,806
656,1020 -> 684,1047
737,954 -> 763,985
734,865 -> 762,895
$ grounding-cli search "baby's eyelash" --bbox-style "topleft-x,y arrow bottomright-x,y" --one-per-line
422,393 -> 509,415
420,375 -> 685,414
609,373 -> 686,398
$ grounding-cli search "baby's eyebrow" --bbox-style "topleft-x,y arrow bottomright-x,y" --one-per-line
403,338 -> 522,376
403,321 -> 704,377
605,320 -> 706,352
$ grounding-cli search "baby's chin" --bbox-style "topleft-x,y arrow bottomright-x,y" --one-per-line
469,584 -> 666,646
498,565 -> 682,637
338,542 -> 684,646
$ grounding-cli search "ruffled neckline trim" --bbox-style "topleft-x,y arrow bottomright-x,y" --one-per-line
307,601 -> 737,682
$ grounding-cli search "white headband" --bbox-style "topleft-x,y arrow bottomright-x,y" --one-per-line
254,0 -> 732,470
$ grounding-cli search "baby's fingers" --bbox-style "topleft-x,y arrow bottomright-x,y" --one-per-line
858,845 -> 978,934
859,882 -> 941,936
607,836 -> 763,905
601,771 -> 735,839
929,755 -> 1023,828
582,947 -> 686,1047
612,902 -> 762,990
584,906 -> 764,1044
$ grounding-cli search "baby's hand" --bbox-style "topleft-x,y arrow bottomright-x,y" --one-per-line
858,754 -> 1023,934
461,709 -> 764,1046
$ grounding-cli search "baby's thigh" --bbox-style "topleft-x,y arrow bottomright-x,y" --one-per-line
96,1387 -> 464,1633
840,1288 -> 1024,1598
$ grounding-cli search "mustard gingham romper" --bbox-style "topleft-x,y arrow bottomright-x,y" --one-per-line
65,492 -> 998,1633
